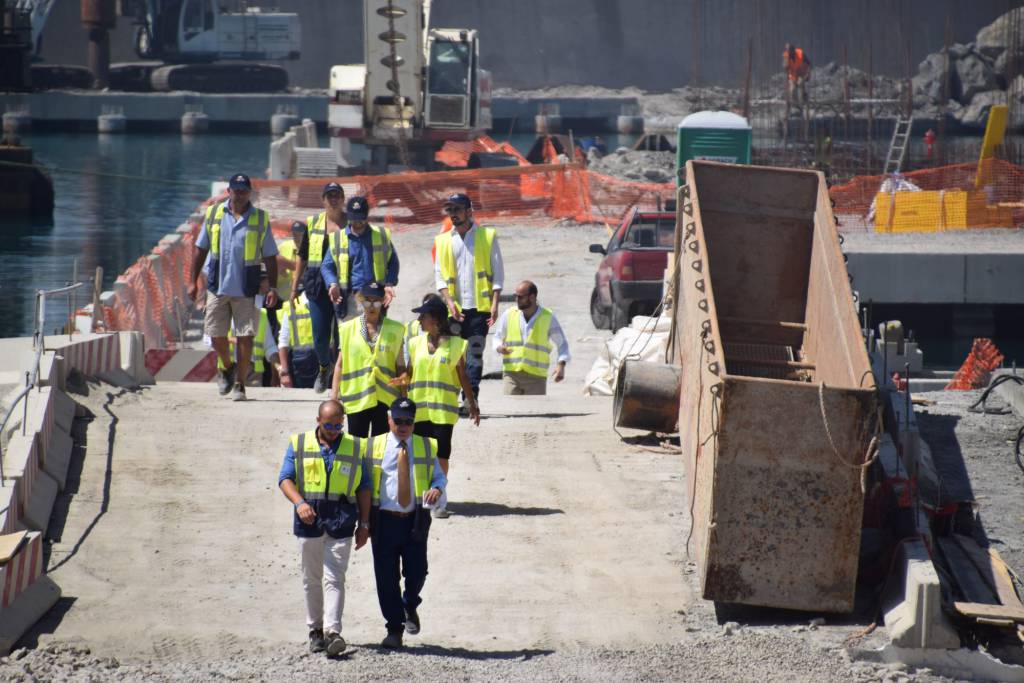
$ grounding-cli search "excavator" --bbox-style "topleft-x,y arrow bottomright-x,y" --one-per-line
328,0 -> 492,172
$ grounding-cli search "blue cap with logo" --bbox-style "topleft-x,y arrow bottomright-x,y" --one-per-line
444,192 -> 472,209
322,181 -> 343,197
347,195 -> 369,220
359,281 -> 386,299
390,397 -> 416,419
228,173 -> 252,190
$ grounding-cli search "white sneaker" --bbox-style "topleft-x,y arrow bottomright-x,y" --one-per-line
431,506 -> 451,519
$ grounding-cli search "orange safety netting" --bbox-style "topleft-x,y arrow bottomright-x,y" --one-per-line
434,134 -> 529,168
945,338 -> 1005,390
254,163 -> 673,229
830,159 -> 1024,233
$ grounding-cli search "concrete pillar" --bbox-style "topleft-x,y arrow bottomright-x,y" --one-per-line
87,27 -> 110,89
181,111 -> 210,134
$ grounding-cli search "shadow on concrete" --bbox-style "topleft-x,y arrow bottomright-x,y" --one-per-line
712,600 -> 874,628
15,596 -> 78,649
445,501 -> 564,517
367,643 -> 555,660
480,412 -> 594,420
43,412 -> 90,549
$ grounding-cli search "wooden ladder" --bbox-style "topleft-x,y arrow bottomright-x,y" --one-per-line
883,114 -> 914,175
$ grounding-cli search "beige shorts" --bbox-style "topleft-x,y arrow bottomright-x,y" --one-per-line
204,292 -> 259,338
502,371 -> 547,395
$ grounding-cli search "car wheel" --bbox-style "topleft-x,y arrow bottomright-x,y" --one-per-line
610,301 -> 630,331
590,287 -> 610,329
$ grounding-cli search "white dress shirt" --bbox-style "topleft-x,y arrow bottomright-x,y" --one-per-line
377,432 -> 447,512
433,222 -> 505,310
492,306 -> 571,364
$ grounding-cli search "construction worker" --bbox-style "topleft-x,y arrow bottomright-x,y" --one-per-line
783,43 -> 811,108
278,292 -> 318,389
330,282 -> 405,437
322,195 -> 399,325
278,399 -> 371,657
433,193 -> 504,413
365,397 -> 446,649
188,173 -> 279,402
291,183 -> 348,394
391,295 -> 479,519
493,280 -> 570,395
216,270 -> 279,387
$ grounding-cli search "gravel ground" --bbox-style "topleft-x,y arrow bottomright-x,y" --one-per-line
587,149 -> 676,184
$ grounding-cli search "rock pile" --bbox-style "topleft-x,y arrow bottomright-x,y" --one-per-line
912,7 -> 1024,128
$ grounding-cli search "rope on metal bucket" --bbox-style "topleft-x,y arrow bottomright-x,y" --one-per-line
819,381 -> 882,493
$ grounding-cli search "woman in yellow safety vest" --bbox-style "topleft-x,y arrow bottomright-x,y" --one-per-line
391,294 -> 478,517
330,282 -> 405,437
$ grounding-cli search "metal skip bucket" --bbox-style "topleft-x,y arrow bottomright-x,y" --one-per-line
613,359 -> 682,432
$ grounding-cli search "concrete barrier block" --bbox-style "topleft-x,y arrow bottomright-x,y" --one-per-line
0,480 -> 22,535
42,428 -> 72,491
882,539 -> 960,650
20,469 -> 57,533
0,575 -> 61,656
992,370 -> 1024,420
118,331 -> 155,385
50,388 -> 76,435
1,433 -> 40,509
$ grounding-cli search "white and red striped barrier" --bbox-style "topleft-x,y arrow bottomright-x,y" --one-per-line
0,532 -> 42,610
52,333 -> 121,379
144,348 -> 217,382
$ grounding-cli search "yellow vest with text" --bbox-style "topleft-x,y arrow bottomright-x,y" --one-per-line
336,316 -> 404,412
503,307 -> 553,378
284,297 -> 314,350
290,430 -> 365,501
366,434 -> 437,507
407,334 -> 467,425
434,226 -> 496,312
218,307 -> 269,373
204,201 -> 269,297
326,223 -> 394,289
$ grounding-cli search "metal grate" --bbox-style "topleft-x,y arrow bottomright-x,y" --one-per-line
427,95 -> 467,126
724,342 -> 796,380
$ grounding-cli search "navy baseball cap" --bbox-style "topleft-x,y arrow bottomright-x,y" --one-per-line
444,192 -> 472,209
228,173 -> 252,190
290,220 -> 306,234
411,296 -> 448,316
390,397 -> 416,420
359,281 -> 386,299
322,181 -> 343,197
347,195 -> 369,220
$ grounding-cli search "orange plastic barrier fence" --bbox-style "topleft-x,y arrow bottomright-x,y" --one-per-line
830,159 -> 1024,233
945,338 -> 1005,390
434,134 -> 529,168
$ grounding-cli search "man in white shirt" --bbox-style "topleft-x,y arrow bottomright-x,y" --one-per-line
494,280 -> 571,395
367,398 -> 447,649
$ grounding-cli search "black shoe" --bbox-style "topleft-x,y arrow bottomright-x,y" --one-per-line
325,631 -> 346,656
313,365 -> 330,394
308,628 -> 326,653
381,630 -> 403,649
404,606 -> 420,635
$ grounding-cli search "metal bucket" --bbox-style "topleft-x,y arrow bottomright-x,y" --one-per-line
613,359 -> 681,432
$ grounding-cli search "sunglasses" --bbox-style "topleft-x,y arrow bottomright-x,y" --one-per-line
444,205 -> 466,215
363,300 -> 383,309
320,422 -> 344,431
393,417 -> 414,426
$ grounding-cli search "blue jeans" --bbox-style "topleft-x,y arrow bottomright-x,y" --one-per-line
459,308 -> 489,397
305,293 -> 336,369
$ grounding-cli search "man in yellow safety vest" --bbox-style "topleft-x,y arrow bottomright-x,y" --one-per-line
187,173 -> 280,401
278,292 -> 318,389
278,399 -> 371,656
433,193 -> 504,412
493,280 -> 571,395
365,397 -> 446,650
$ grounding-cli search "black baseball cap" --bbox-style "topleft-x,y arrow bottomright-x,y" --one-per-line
322,181 -> 343,197
411,297 -> 448,316
390,397 -> 417,420
444,192 -> 472,209
347,195 -> 369,220
228,173 -> 252,190
359,281 -> 385,299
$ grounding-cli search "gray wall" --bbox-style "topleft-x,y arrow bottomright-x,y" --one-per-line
37,0 -> 1021,90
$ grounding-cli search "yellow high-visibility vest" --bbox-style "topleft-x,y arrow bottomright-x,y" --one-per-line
205,201 -> 269,297
326,224 -> 394,288
407,334 -> 467,425
365,434 -> 437,507
336,316 -> 404,413
285,297 -> 314,349
503,307 -> 553,378
290,430 -> 365,501
434,226 -> 496,312
305,211 -> 329,265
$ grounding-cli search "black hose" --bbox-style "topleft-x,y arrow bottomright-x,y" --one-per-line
968,374 -> 1024,413
1016,425 -> 1024,477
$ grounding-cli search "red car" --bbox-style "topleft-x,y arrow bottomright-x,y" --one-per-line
589,207 -> 674,330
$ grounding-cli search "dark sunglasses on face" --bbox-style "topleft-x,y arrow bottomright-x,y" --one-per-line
444,206 -> 465,215
393,418 -> 414,426
321,422 -> 344,431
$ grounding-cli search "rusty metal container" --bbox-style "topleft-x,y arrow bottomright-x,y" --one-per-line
673,161 -> 877,613
613,359 -> 681,432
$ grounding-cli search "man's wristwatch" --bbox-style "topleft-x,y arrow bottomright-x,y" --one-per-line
280,369 -> 291,376
294,501 -> 306,509
357,521 -> 371,530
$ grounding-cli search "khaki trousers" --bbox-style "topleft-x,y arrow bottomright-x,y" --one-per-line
502,371 -> 547,395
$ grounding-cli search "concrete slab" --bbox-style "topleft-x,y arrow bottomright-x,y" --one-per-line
0,575 -> 61,656
881,539 -> 960,650
119,332 -> 155,386
20,469 -> 57,534
992,370 -> 1024,420
42,429 -> 72,492
49,389 -> 76,435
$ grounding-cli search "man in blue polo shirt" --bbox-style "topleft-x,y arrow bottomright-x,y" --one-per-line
321,195 -> 399,323
188,173 -> 279,401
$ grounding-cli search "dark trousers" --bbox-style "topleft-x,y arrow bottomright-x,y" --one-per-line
347,402 -> 389,438
371,513 -> 429,633
459,308 -> 490,397
288,349 -> 320,389
305,293 -> 337,369
414,421 -> 454,460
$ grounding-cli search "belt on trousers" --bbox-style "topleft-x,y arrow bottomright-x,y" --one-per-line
380,509 -> 415,518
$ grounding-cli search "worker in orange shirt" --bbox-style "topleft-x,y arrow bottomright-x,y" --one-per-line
783,43 -> 811,108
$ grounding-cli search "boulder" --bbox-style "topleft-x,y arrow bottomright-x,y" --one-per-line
993,45 -> 1024,79
953,52 -> 999,104
954,90 -> 1005,129
912,52 -> 948,105
976,7 -> 1024,59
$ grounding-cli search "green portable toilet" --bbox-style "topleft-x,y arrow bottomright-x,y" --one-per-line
677,111 -> 752,184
